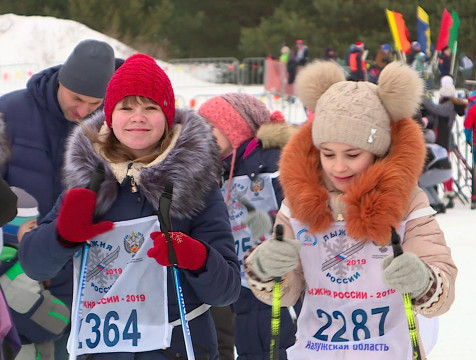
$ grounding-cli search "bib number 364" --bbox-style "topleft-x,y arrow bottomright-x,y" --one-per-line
80,309 -> 141,349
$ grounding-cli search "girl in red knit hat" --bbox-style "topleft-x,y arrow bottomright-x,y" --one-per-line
18,53 -> 241,360
199,93 -> 299,360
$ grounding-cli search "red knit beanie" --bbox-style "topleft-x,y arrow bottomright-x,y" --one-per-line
198,93 -> 284,149
104,53 -> 175,128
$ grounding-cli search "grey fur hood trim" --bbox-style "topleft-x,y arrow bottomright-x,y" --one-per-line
63,108 -> 221,219
0,114 -> 10,166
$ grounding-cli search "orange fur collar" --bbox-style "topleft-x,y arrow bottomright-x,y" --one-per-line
279,118 -> 425,245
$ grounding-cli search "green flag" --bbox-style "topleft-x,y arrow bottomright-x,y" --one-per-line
448,10 -> 460,53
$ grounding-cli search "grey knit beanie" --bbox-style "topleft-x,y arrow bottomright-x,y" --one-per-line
58,39 -> 115,98
295,61 -> 424,157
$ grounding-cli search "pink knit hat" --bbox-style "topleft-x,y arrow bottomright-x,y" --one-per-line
104,53 -> 175,129
199,93 -> 284,204
198,93 -> 284,149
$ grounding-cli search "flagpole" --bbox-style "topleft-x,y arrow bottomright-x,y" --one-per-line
451,40 -> 458,78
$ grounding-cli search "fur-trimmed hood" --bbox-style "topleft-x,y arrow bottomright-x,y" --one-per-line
279,117 -> 425,245
63,108 -> 221,219
257,122 -> 299,150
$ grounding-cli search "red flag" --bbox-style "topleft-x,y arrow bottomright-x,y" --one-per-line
436,9 -> 453,51
393,11 -> 411,54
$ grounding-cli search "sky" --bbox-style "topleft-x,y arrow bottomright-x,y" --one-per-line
0,13 -> 475,359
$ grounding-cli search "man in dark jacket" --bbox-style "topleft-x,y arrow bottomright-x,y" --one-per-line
0,39 -> 115,360
0,39 -> 115,219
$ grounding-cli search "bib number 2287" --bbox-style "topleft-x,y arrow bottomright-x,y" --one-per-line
80,309 -> 141,349
314,306 -> 389,342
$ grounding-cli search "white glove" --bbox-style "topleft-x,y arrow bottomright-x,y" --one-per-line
242,210 -> 272,243
246,233 -> 300,282
381,253 -> 431,299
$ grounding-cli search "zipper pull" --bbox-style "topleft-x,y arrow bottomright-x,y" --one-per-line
126,162 -> 138,193
130,175 -> 138,193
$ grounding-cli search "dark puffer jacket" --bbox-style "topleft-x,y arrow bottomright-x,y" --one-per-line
19,109 -> 241,360
221,123 -> 301,360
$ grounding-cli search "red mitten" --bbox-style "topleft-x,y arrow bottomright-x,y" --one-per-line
57,188 -> 114,247
147,232 -> 207,271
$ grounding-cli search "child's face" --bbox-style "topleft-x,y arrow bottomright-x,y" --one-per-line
111,97 -> 166,158
211,126 -> 232,159
320,142 -> 376,192
17,218 -> 38,242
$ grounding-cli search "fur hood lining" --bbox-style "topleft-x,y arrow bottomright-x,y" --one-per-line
279,118 -> 425,245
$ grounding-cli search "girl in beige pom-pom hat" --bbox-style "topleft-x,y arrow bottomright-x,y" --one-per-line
244,61 -> 457,359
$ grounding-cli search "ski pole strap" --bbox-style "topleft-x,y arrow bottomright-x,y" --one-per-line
390,227 -> 422,360
270,224 -> 284,360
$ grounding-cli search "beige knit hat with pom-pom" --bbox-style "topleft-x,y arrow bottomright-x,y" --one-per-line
295,61 -> 424,157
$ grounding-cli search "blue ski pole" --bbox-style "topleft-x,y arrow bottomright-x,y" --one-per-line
69,163 -> 105,360
158,181 -> 195,360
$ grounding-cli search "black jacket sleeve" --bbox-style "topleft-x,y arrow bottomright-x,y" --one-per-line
0,177 -> 17,226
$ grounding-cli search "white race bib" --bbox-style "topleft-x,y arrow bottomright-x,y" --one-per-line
287,208 -> 437,359
68,216 -> 171,355
221,172 -> 279,288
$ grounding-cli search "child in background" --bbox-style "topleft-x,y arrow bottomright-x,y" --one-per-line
0,115 -> 17,231
418,130 -> 453,214
1,187 -> 70,360
1,114 -> 21,359
199,93 -> 299,359
422,75 -> 467,209
245,61 -> 457,359
18,53 -> 240,359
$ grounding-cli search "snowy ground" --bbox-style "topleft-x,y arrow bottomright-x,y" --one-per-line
1,13 -> 475,359
427,201 -> 475,359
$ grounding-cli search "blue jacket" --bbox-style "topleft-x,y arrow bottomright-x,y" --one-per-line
19,109 -> 241,360
0,66 -> 76,219
0,66 -> 78,310
222,123 -> 300,359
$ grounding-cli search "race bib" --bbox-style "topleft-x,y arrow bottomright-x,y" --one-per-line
287,212 -> 437,359
68,216 -> 171,355
221,172 -> 279,288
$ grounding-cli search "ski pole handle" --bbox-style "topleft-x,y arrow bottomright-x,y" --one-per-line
391,227 -> 403,258
158,181 -> 178,266
390,227 -> 422,360
275,224 -> 284,241
87,163 -> 105,193
158,181 -> 195,360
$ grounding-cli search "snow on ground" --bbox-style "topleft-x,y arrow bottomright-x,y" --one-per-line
429,202 -> 475,359
0,13 -> 306,123
1,12 -> 475,359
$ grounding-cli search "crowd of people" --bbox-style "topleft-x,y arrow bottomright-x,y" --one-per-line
0,35 -> 473,360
